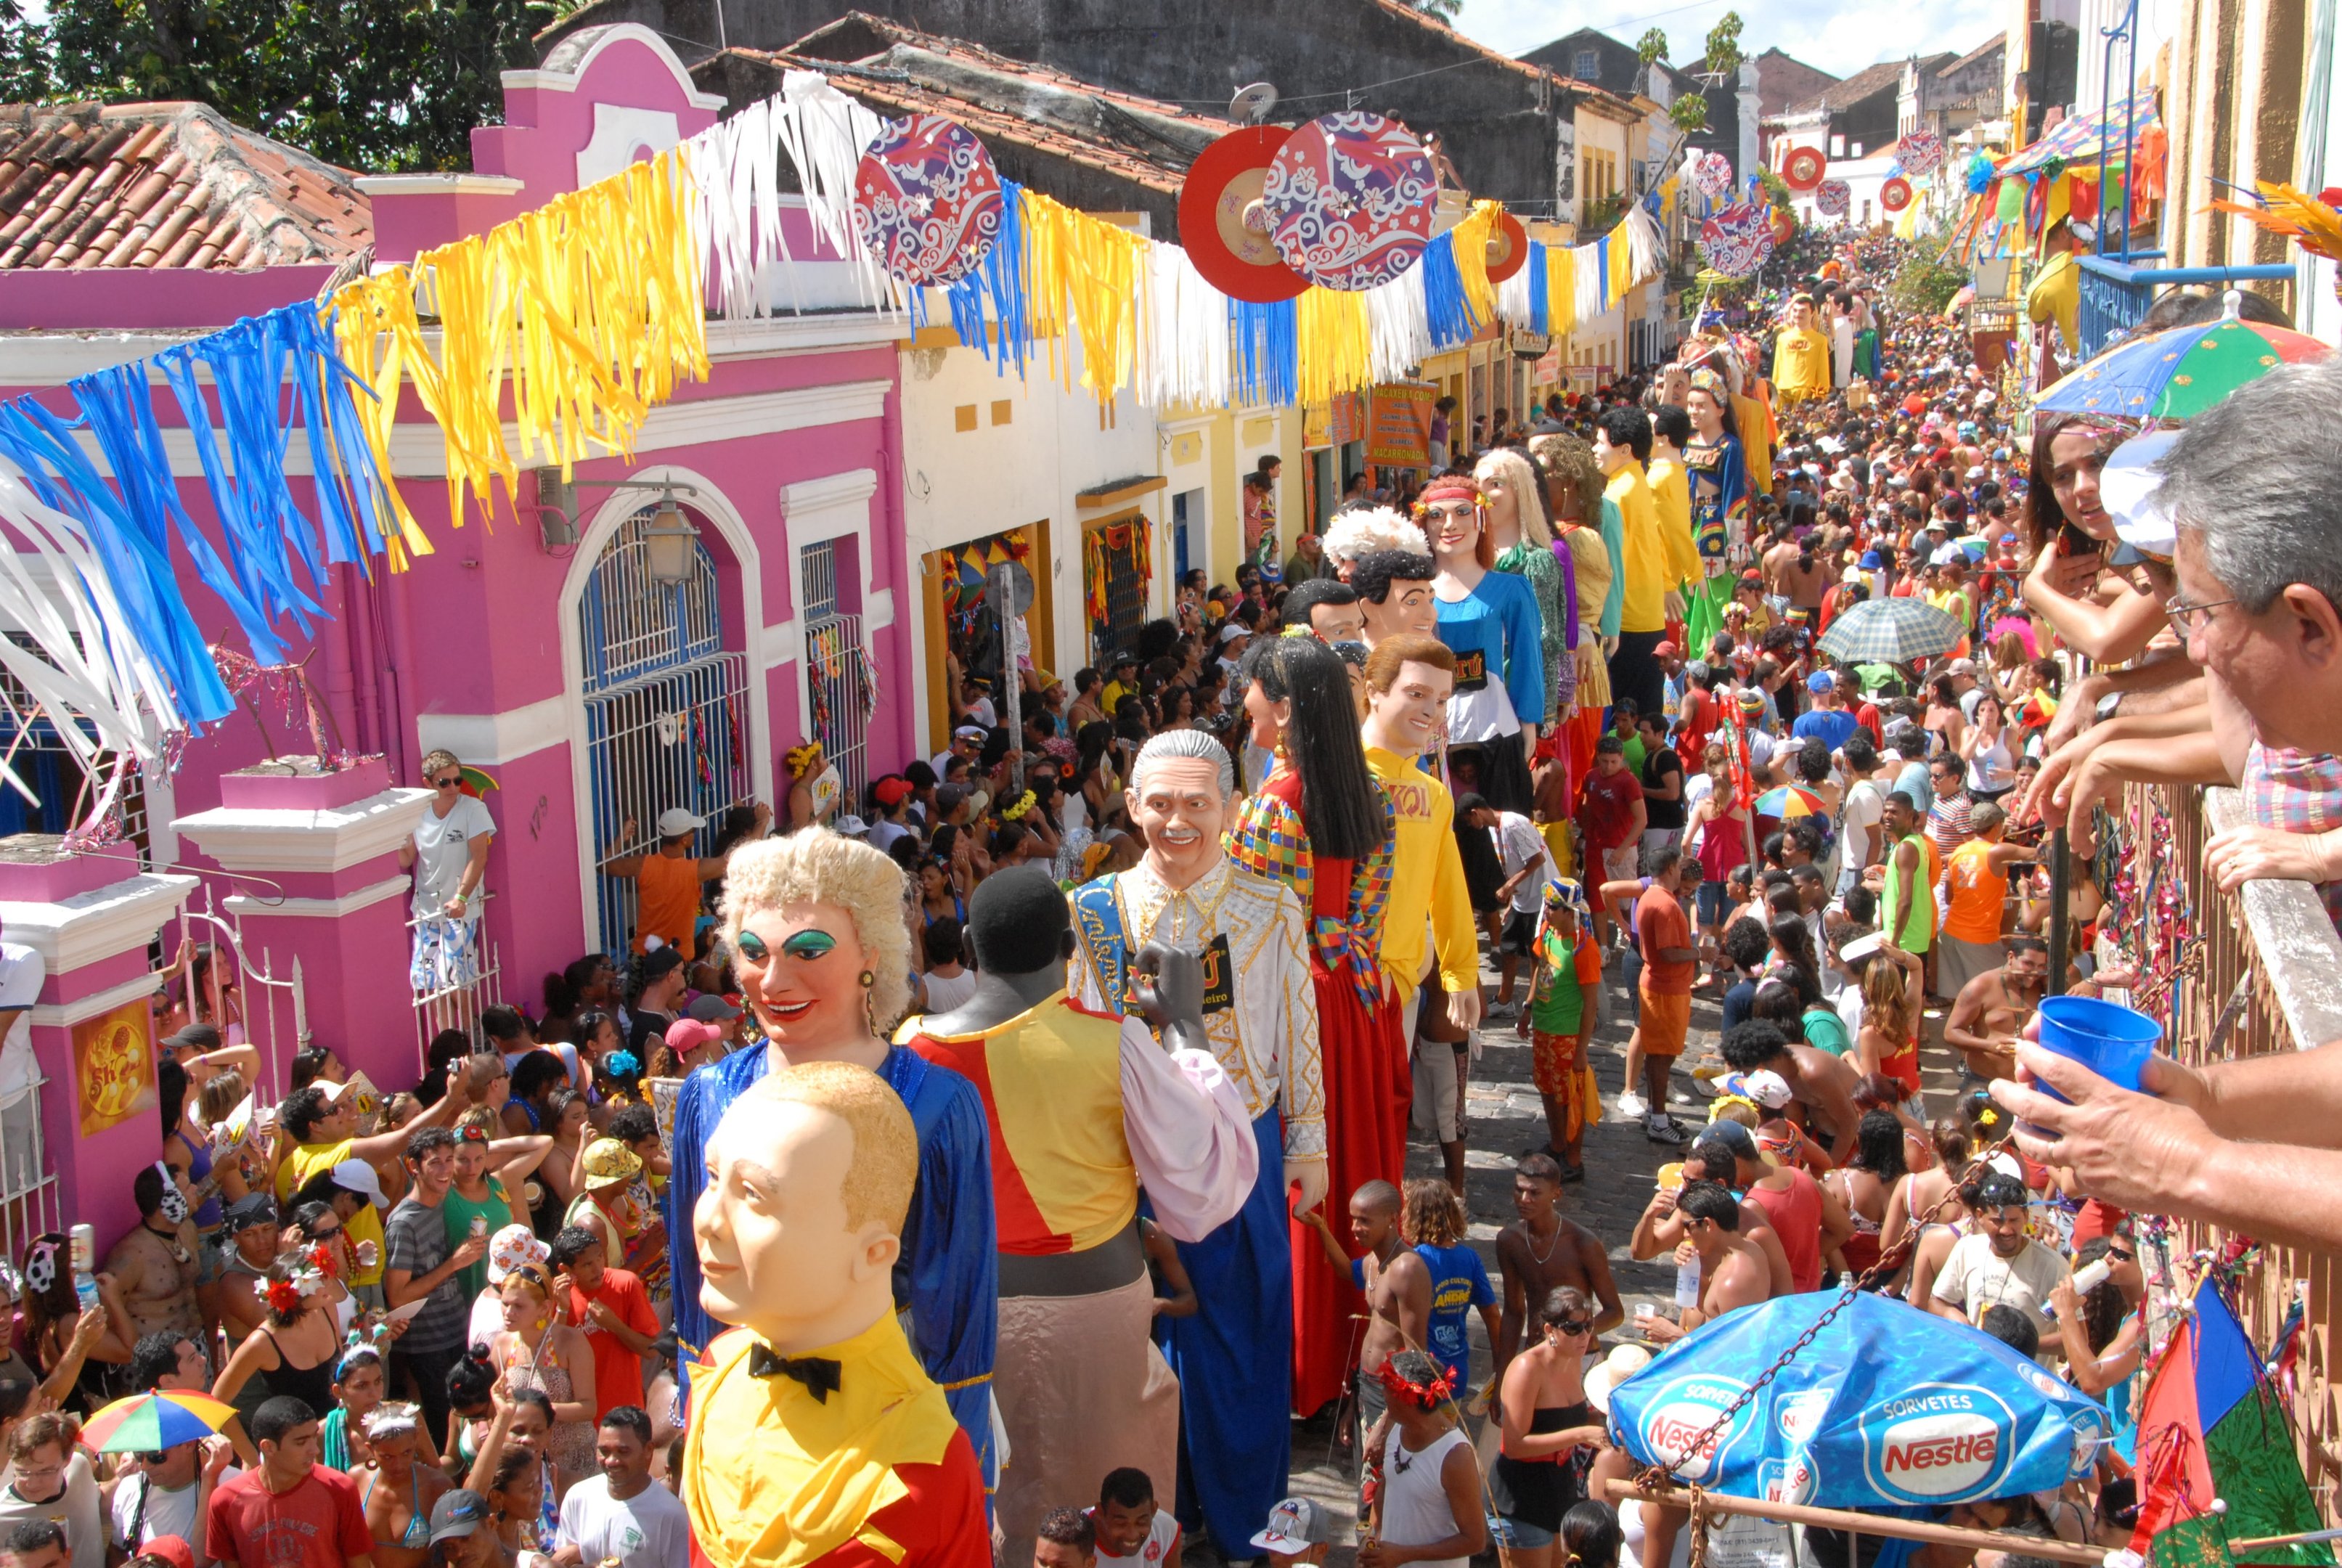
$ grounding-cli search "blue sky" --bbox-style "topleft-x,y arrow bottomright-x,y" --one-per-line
1449,0 -> 2008,75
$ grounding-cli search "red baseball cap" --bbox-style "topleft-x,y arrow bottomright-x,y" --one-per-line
664,1018 -> 727,1056
141,1539 -> 196,1568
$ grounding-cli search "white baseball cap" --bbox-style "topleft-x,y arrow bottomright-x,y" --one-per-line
655,807 -> 704,838
2102,428 -> 2182,559
330,1159 -> 388,1209
1251,1498 -> 1334,1554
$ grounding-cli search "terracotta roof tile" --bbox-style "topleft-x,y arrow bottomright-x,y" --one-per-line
0,101 -> 371,271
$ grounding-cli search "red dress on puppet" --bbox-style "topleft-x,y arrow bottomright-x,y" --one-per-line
1225,764 -> 1403,1417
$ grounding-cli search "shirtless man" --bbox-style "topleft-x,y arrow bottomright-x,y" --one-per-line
1493,1156 -> 1622,1387
1717,1018 -> 1864,1164
1942,934 -> 2049,1082
1301,1180 -> 1424,1468
1628,1149 -> 1795,1300
105,1159 -> 203,1351
1640,1181 -> 1771,1344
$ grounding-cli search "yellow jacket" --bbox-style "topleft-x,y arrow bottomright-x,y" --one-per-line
1773,327 -> 1832,401
1645,455 -> 1702,589
1607,461 -> 1670,634
1366,746 -> 1478,1003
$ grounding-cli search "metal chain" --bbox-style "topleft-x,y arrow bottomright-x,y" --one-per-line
1629,1136 -> 2016,1495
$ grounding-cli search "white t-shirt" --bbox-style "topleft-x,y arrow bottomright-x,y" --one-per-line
1930,1233 -> 2070,1364
411,795 -> 496,917
556,1474 -> 693,1568
1493,811 -> 1554,915
112,1467 -> 240,1564
1088,1506 -> 1180,1568
1838,779 -> 1884,875
0,943 -> 41,1108
868,819 -> 914,856
921,968 -> 979,1013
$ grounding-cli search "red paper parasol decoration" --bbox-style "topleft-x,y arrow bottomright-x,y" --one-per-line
1782,144 -> 1826,192
1178,125 -> 1308,303
1770,207 -> 1798,245
1880,176 -> 1913,213
852,115 -> 1003,287
1484,209 -> 1530,284
1262,111 -> 1438,290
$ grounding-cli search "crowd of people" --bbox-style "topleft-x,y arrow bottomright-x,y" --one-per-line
15,214 -> 2342,1568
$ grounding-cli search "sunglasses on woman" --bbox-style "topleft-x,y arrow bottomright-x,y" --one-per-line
1550,1317 -> 1592,1336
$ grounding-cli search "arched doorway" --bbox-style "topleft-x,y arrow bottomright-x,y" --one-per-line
576,504 -> 754,958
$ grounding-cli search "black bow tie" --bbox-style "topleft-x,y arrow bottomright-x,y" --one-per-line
748,1346 -> 843,1402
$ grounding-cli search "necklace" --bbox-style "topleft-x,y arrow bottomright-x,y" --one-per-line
1522,1217 -> 1564,1268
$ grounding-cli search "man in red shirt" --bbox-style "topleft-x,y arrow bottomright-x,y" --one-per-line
207,1397 -> 374,1568
1631,848 -> 1699,1146
1676,665 -> 1718,765
1575,736 -> 1645,950
1692,1120 -> 1851,1294
551,1226 -> 661,1421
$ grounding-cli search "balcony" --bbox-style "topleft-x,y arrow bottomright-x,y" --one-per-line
2075,253 -> 2298,361
2137,780 -> 2342,1498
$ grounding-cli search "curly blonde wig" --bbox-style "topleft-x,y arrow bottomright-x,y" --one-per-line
1474,447 -> 1554,550
1321,505 -> 1427,565
1528,432 -> 1604,528
720,830 -> 914,1031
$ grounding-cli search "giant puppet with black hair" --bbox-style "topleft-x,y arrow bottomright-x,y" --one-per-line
1067,727 -> 1321,1556
1226,634 -> 1403,1420
900,868 -> 1254,1561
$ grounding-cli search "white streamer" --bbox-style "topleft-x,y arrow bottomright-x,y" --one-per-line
1135,243 -> 1232,412
1364,264 -> 1430,384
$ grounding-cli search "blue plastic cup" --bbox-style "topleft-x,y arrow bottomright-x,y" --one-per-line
2032,995 -> 2161,1102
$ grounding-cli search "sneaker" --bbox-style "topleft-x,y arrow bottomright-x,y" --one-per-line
1485,1000 -> 1520,1024
1644,1114 -> 1689,1146
1617,1091 -> 1648,1118
1669,1085 -> 1694,1106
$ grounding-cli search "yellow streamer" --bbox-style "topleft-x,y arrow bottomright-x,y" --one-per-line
332,144 -> 710,535
1449,199 -> 1503,331
1549,245 -> 1578,340
1021,187 -> 1144,401
1607,227 -> 1632,308
1295,287 -> 1371,409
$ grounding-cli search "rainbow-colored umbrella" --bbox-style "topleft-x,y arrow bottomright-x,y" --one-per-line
82,1391 -> 237,1453
1753,785 -> 1824,819
2038,311 -> 2330,420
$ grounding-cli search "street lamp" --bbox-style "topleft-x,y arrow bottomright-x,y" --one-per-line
531,473 -> 703,584
639,493 -> 698,586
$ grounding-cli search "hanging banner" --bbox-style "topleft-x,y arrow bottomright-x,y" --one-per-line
1303,393 -> 1366,449
1367,381 -> 1435,467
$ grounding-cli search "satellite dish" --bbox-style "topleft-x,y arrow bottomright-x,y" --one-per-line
1228,83 -> 1278,125
987,560 -> 1036,617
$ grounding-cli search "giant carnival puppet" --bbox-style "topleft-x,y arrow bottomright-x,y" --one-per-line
681,1059 -> 990,1568
901,867 -> 1256,1559
1069,727 -> 1323,1555
666,832 -> 997,1485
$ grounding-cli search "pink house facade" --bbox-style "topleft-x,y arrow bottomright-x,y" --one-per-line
0,28 -> 912,1244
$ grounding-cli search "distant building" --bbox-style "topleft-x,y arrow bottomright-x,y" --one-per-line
1901,33 -> 2006,149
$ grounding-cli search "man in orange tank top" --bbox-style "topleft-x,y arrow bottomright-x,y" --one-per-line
599,803 -> 768,960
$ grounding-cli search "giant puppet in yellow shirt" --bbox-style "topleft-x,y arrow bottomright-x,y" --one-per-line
1772,295 -> 1832,407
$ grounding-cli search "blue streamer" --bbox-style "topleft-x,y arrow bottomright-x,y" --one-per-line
1526,240 -> 1549,336
944,178 -> 1031,380
1230,297 -> 1296,408
1596,241 -> 1611,307
1421,232 -> 1481,350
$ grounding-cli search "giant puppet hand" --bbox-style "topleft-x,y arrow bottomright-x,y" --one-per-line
1288,1156 -> 1329,1219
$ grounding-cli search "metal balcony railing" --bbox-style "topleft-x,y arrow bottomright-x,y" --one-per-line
2075,255 -> 2298,362
2135,782 -> 2342,1505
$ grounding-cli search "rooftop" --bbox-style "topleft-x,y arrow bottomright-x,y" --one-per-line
1786,55 -> 1955,116
0,102 -> 370,271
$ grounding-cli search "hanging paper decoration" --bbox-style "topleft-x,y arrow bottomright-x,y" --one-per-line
1699,201 -> 1775,277
1782,145 -> 1826,192
1899,129 -> 1946,177
1881,176 -> 1914,213
1691,151 -> 1735,203
1771,207 -> 1799,245
1814,179 -> 1851,219
1178,125 -> 1307,303
1483,209 -> 1530,285
852,115 -> 1004,287
1024,184 -> 1144,398
1261,112 -> 1437,290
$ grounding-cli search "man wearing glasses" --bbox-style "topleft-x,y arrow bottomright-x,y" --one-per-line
399,750 -> 494,926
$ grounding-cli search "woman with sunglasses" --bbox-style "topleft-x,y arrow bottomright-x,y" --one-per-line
1487,1286 -> 1608,1568
2050,1233 -> 2146,1457
399,750 -> 495,926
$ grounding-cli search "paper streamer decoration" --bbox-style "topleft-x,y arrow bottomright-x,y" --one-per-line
1900,129 -> 1945,176
695,72 -> 895,319
1782,145 -> 1826,191
1815,179 -> 1851,219
1692,151 -> 1735,203
1262,111 -> 1437,290
1881,176 -> 1914,213
1700,202 -> 1774,277
1484,209 -> 1530,284
1178,126 -> 1307,303
852,115 -> 1004,287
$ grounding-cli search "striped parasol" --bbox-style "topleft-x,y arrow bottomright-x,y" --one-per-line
1816,597 -> 1965,663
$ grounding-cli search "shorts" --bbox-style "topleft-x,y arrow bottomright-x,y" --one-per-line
1603,845 -> 1641,883
1499,910 -> 1539,955
1411,1037 -> 1469,1143
1639,981 -> 1690,1058
1694,880 -> 1731,927
1488,1516 -> 1559,1551
195,1226 -> 226,1287
1936,934 -> 2004,998
1530,1027 -> 1585,1098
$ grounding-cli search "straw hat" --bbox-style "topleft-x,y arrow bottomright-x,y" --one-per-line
1585,1344 -> 1655,1413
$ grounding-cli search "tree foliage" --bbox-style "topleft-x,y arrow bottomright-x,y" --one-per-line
1636,27 -> 1668,65
1890,239 -> 1969,316
36,0 -> 555,171
1756,168 -> 1793,210
0,0 -> 49,102
1702,11 -> 1745,79
1413,0 -> 1464,19
1670,94 -> 1709,131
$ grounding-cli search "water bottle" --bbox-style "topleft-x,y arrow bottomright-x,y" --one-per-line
1673,1249 -> 1702,1310
70,1224 -> 98,1312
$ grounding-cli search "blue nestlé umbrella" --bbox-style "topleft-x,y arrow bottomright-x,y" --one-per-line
1606,1293 -> 2107,1508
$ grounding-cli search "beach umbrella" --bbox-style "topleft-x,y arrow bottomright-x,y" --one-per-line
1956,535 -> 1988,560
2036,309 -> 2329,420
1753,785 -> 1823,819
82,1391 -> 238,1454
1605,1292 -> 2106,1507
1817,597 -> 1964,664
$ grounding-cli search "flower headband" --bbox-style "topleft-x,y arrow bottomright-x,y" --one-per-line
256,1264 -> 325,1315
785,743 -> 825,779
605,1050 -> 641,1078
998,791 -> 1035,822
361,1401 -> 421,1440
1375,1357 -> 1455,1411
1411,476 -> 1484,515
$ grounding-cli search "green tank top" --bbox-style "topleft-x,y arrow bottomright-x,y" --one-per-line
1802,1004 -> 1852,1057
441,1180 -> 513,1302
1880,830 -> 1935,951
